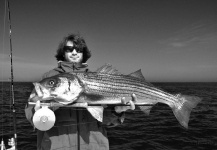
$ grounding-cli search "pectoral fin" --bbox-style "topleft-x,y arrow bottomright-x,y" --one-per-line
87,106 -> 104,122
139,106 -> 153,115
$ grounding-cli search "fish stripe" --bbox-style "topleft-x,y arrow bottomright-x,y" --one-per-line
82,75 -> 177,105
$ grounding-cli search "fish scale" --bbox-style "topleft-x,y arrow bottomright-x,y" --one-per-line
84,73 -> 168,95
80,73 -> 175,103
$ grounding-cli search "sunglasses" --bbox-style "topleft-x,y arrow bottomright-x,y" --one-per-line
63,46 -> 83,53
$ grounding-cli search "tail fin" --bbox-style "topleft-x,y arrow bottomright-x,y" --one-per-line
172,95 -> 202,128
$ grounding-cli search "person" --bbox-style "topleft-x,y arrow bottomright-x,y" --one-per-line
25,33 -> 137,150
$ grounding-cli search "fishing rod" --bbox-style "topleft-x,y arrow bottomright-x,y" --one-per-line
28,102 -> 155,107
7,0 -> 17,149
28,101 -> 155,131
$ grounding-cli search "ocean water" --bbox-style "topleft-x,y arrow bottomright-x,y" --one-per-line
0,82 -> 216,150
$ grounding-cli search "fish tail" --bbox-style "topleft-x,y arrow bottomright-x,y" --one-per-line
172,95 -> 201,128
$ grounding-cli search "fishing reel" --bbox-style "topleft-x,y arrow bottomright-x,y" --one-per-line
33,106 -> 56,131
29,102 -> 88,131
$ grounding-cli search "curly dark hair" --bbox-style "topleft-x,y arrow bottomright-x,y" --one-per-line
55,33 -> 91,63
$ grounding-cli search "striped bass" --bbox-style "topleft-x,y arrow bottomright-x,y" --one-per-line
32,64 -> 201,128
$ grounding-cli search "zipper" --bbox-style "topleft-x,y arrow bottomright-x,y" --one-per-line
71,63 -> 80,150
76,108 -> 80,150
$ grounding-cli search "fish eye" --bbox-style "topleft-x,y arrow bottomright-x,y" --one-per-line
49,80 -> 55,86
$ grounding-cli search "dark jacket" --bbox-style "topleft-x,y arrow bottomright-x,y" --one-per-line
25,61 -> 124,150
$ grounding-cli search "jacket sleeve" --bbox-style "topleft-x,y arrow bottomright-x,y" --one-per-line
102,107 -> 125,127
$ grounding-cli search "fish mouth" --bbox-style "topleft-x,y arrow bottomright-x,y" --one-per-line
33,82 -> 56,100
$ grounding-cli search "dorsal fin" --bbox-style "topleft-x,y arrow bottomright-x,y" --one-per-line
96,64 -> 121,75
128,69 -> 145,80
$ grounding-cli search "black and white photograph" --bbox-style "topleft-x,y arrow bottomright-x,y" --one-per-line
0,0 -> 216,150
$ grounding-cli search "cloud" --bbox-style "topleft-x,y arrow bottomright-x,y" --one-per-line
162,36 -> 204,48
159,22 -> 217,49
169,42 -> 187,48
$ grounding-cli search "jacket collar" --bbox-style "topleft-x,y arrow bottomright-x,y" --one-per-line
57,61 -> 88,72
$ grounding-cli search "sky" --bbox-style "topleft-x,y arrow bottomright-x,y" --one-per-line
0,0 -> 217,82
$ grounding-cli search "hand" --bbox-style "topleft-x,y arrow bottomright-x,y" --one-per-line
28,90 -> 41,112
115,94 -> 137,113
30,92 -> 59,112
34,100 -> 41,112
